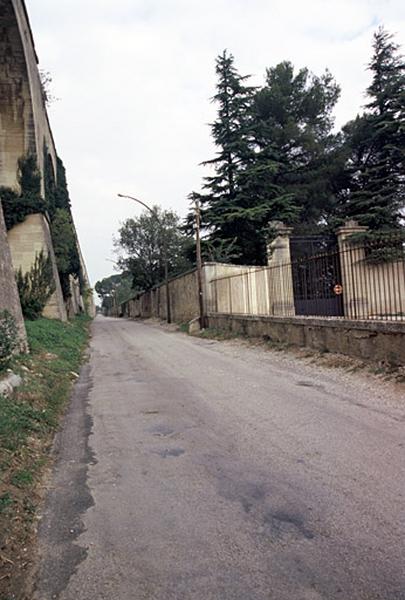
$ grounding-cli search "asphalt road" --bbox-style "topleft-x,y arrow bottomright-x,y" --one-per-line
35,317 -> 405,600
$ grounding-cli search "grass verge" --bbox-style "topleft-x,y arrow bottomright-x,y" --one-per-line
0,315 -> 91,600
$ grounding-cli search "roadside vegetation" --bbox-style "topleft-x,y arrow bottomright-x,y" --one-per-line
188,326 -> 405,383
0,315 -> 91,600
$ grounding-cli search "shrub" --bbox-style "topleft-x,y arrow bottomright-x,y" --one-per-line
0,310 -> 19,371
16,251 -> 55,320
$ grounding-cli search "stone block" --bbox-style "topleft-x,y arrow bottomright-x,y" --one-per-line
8,213 -> 67,321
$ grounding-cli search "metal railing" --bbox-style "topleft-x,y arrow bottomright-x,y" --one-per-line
207,235 -> 405,321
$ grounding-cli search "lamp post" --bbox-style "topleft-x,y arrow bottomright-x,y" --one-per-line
194,197 -> 205,329
117,193 -> 171,324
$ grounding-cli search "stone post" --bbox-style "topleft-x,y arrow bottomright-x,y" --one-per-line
336,220 -> 368,319
267,222 -> 295,316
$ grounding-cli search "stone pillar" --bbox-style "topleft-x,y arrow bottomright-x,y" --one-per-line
267,222 -> 295,316
336,220 -> 368,319
0,202 -> 27,351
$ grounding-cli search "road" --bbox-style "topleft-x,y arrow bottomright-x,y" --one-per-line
35,317 -> 405,600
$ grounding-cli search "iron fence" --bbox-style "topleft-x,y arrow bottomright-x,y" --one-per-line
208,235 -> 405,321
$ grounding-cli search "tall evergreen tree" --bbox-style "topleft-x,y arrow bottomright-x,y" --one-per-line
195,50 -> 258,262
341,27 -> 405,230
191,55 -> 341,264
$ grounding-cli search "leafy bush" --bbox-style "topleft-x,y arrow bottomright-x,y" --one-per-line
16,251 -> 55,320
0,310 -> 19,371
50,208 -> 81,299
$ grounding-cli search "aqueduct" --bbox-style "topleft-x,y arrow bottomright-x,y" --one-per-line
0,0 -> 94,327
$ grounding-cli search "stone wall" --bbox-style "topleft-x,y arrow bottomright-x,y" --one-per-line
0,0 -> 57,190
7,213 -> 67,321
207,314 -> 405,367
121,261 -> 301,323
123,269 -> 201,323
0,202 -> 27,348
0,0 -> 94,322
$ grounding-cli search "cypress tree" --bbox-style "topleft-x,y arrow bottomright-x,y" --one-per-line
197,50 -> 257,262
342,27 -> 405,230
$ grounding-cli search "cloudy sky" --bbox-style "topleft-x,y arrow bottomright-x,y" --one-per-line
26,0 -> 405,287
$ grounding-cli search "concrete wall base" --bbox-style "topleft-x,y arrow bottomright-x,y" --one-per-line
207,314 -> 405,367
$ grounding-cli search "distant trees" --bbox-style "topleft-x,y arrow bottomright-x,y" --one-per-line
191,27 -> 405,265
114,207 -> 193,291
95,274 -> 134,312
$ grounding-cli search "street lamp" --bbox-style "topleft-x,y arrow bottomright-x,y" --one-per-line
117,193 -> 171,324
193,197 -> 205,329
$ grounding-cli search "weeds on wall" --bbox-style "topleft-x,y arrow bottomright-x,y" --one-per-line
0,148 -> 90,315
0,310 -> 19,371
0,150 -> 85,307
0,155 -> 47,230
43,150 -> 83,299
16,251 -> 55,320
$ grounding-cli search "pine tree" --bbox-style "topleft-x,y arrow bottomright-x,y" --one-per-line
342,27 -> 405,230
190,54 -> 341,264
251,61 -> 341,233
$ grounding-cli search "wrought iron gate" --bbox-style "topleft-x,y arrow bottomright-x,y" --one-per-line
290,236 -> 344,317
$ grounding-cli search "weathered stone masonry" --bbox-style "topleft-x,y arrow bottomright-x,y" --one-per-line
0,0 -> 95,322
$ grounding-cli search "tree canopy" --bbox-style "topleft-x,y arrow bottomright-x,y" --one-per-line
191,51 -> 342,264
114,207 -> 193,291
95,274 -> 134,312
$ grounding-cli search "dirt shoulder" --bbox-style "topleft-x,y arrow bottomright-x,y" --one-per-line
143,318 -> 405,406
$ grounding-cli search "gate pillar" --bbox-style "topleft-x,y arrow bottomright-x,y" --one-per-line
336,220 -> 369,319
267,222 -> 295,316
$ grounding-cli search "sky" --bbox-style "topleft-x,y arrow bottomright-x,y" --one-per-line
26,0 -> 405,288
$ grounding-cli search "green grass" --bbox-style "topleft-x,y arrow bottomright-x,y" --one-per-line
0,396 -> 47,452
25,314 -> 90,366
0,316 -> 90,454
11,469 -> 33,488
178,322 -> 189,334
0,492 -> 13,514
0,315 -> 91,598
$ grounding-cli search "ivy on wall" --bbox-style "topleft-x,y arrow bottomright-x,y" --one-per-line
0,155 -> 47,230
43,149 -> 83,299
0,149 -> 85,305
